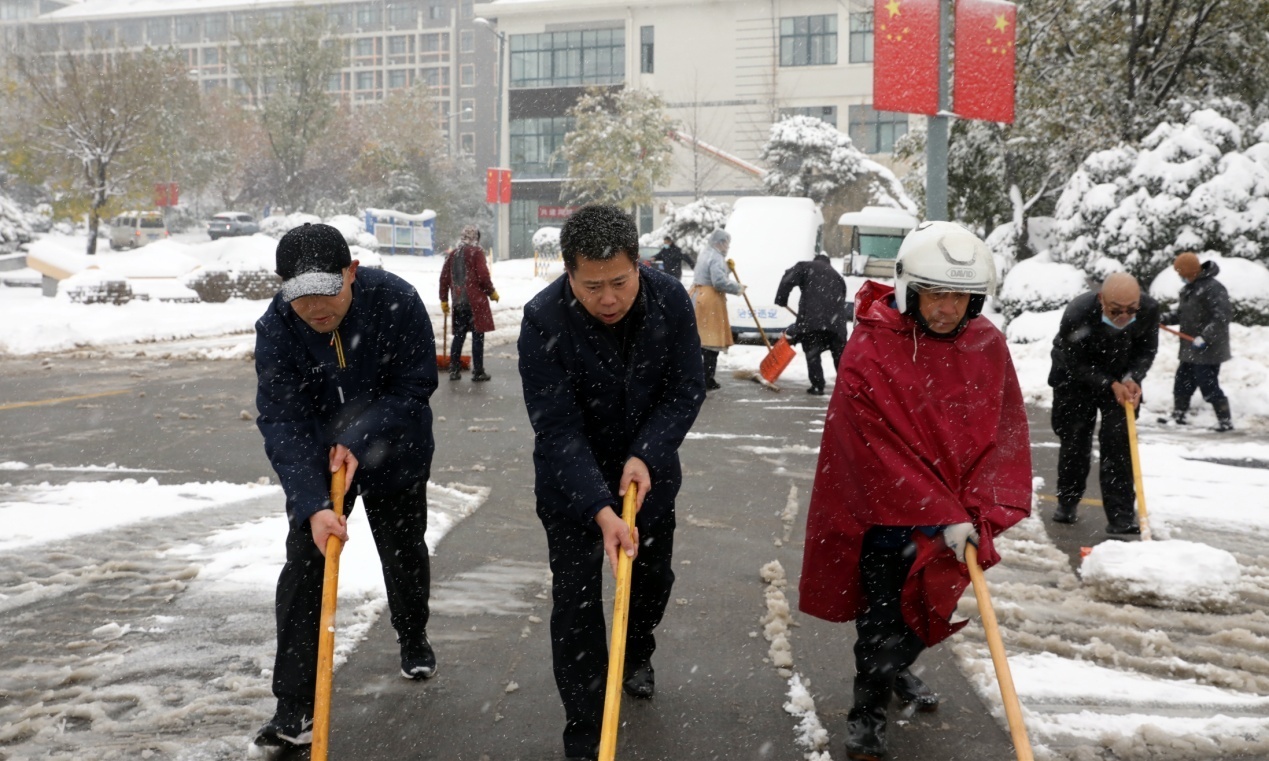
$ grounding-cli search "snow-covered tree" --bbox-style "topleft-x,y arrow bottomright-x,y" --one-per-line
1052,109 -> 1269,283
559,87 -> 675,212
761,115 -> 915,256
641,197 -> 731,258
13,45 -> 192,254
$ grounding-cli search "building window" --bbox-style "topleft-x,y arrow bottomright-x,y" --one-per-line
460,64 -> 475,86
640,26 -> 654,74
781,105 -> 838,128
461,29 -> 474,53
328,8 -> 354,31
119,20 -> 143,46
420,32 -> 449,62
355,38 -> 375,58
387,35 -> 408,56
848,104 -> 908,154
461,1 -> 475,20
510,116 -> 573,178
510,28 -> 625,88
327,73 -> 344,93
205,14 -> 227,41
146,18 -> 170,45
460,98 -> 476,120
849,12 -> 873,63
202,47 -> 219,66
429,5 -> 445,20
460,133 -> 475,154
779,14 -> 837,67
356,71 -> 376,90
420,66 -> 450,94
388,69 -> 409,89
389,5 -> 416,28
357,5 -> 382,30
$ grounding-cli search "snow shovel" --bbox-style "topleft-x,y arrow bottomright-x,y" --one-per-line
312,465 -> 347,761
725,259 -> 786,390
1123,399 -> 1154,541
965,543 -> 1034,761
435,310 -> 471,371
1159,323 -> 1196,343
598,485 -> 639,761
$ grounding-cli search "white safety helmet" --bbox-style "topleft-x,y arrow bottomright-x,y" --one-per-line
893,221 -> 996,322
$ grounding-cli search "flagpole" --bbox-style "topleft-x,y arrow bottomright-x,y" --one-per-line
925,0 -> 952,221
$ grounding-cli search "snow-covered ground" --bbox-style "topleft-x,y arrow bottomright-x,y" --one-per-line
2,231 -> 1268,759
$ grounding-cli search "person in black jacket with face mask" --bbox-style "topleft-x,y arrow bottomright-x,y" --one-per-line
1048,272 -> 1159,534
252,223 -> 439,750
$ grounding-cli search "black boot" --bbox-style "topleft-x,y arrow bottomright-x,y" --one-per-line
1052,501 -> 1078,524
1171,403 -> 1189,425
845,677 -> 889,760
1213,399 -> 1234,432
893,668 -> 940,712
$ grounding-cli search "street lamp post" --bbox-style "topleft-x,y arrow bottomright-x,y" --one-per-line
474,17 -> 506,261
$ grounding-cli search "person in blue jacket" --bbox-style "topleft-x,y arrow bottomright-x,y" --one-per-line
518,205 -> 706,761
252,223 -> 439,749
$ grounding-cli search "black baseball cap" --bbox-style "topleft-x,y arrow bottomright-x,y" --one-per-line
275,223 -> 352,302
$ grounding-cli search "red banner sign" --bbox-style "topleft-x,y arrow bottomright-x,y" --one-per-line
873,0 -> 940,116
486,168 -> 512,204
954,0 -> 1017,123
537,205 -> 578,220
154,182 -> 179,208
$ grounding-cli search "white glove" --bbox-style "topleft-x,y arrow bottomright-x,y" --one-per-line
943,522 -> 979,563
1192,335 -> 1207,350
738,284 -> 747,295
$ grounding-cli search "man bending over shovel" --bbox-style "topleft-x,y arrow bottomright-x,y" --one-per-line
799,221 -> 1033,760
518,204 -> 706,761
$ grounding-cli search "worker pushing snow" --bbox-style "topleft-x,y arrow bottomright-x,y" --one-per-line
798,221 -> 1033,761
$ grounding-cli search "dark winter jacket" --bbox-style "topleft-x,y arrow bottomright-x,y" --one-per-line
1048,290 -> 1160,393
440,244 -> 496,333
1160,261 -> 1231,365
653,243 -> 694,280
255,267 -> 438,527
774,254 -> 850,340
518,267 -> 706,525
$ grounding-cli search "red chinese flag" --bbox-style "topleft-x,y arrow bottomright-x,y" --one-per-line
499,169 -> 512,204
953,0 -> 1017,123
873,0 -> 941,116
485,168 -> 500,204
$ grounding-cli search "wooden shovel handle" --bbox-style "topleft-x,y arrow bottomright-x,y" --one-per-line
966,544 -> 1034,761
598,486 -> 639,761
312,466 -> 346,761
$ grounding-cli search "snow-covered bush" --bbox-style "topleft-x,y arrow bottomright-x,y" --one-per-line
533,226 -> 561,256
640,197 -> 731,258
0,193 -> 35,253
259,212 -> 322,239
1148,252 -> 1269,326
1052,110 -> 1269,283
996,252 -> 1088,323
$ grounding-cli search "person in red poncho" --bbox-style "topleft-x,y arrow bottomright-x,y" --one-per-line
799,221 -> 1032,761
440,225 -> 499,382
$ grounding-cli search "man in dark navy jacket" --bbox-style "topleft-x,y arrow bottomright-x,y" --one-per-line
253,223 -> 439,749
518,205 -> 706,761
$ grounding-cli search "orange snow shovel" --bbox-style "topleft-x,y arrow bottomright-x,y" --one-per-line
436,310 -> 471,371
598,485 -> 639,761
966,543 -> 1034,761
1123,399 -> 1154,541
726,259 -> 792,389
312,465 -> 347,761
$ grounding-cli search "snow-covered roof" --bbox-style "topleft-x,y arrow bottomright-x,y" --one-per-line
44,0 -> 327,21
837,206 -> 919,230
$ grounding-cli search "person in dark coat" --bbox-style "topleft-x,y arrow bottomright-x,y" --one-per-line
775,252 -> 851,395
1161,252 -> 1233,431
440,225 -> 499,382
252,223 -> 438,749
652,235 -> 694,280
518,205 -> 706,761
1049,272 -> 1160,533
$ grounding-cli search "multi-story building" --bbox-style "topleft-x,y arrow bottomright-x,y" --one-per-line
476,0 -> 912,258
2,0 -> 500,180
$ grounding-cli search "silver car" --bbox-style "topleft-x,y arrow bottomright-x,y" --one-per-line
208,212 -> 259,240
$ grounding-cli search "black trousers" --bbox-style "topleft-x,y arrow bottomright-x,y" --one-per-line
451,304 -> 484,374
1052,385 -> 1137,527
272,478 -> 432,708
852,538 -> 926,709
801,330 -> 846,392
540,507 -> 676,758
702,348 -> 718,382
1174,362 -> 1226,408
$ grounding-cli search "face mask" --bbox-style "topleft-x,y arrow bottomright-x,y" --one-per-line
1102,314 -> 1136,331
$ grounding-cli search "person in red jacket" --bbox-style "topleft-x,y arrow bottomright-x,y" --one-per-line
440,225 -> 499,381
798,221 -> 1032,761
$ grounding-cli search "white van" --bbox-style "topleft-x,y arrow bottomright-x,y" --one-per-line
723,196 -> 824,343
109,211 -> 169,250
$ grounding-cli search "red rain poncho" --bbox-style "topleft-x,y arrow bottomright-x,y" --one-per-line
798,281 -> 1032,646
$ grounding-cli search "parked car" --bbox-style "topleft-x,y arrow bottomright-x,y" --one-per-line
207,212 -> 260,240
109,211 -> 169,250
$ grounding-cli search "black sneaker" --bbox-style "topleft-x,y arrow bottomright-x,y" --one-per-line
705,379 -> 722,391
1052,502 -> 1078,524
1106,523 -> 1141,535
448,367 -> 461,381
254,701 -> 313,747
1171,410 -> 1189,425
471,371 -> 492,382
401,634 -> 437,680
623,661 -> 655,699
1213,420 -> 1235,432
807,387 -> 825,396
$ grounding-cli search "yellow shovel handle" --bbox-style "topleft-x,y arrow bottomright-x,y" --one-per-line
312,466 -> 346,761
598,486 -> 639,761
1122,399 -> 1153,541
966,544 -> 1033,761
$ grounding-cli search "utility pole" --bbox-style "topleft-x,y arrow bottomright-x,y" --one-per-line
925,0 -> 952,221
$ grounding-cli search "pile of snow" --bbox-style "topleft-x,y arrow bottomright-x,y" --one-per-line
1080,540 -> 1242,612
997,252 -> 1088,324
1149,252 -> 1269,325
326,213 -> 380,251
1052,109 -> 1269,285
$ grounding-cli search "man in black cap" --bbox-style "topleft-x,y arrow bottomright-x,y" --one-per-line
252,222 -> 439,749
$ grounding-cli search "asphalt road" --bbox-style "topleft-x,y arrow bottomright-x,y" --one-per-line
0,350 -> 1091,761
